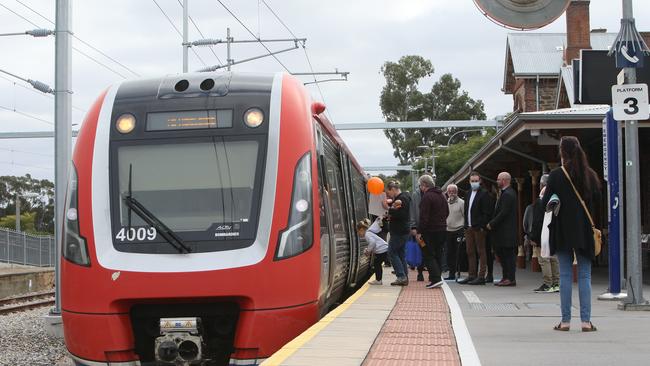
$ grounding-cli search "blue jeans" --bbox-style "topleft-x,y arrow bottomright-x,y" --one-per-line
557,249 -> 592,322
388,233 -> 409,280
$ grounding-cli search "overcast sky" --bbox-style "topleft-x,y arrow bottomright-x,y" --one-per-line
1,0 -> 649,180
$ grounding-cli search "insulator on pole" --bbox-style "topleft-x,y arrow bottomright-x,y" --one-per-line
28,79 -> 54,94
26,29 -> 54,37
192,38 -> 222,47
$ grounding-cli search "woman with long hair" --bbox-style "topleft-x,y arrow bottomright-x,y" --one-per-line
539,136 -> 601,332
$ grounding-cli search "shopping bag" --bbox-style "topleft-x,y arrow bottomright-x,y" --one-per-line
406,237 -> 422,267
540,211 -> 552,258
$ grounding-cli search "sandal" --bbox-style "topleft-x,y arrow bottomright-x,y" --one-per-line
553,323 -> 570,331
582,322 -> 597,332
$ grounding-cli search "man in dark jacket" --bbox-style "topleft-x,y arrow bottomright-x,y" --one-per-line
385,180 -> 411,286
459,172 -> 493,285
417,175 -> 449,288
487,172 -> 518,286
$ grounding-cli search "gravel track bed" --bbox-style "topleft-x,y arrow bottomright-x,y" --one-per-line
0,308 -> 67,366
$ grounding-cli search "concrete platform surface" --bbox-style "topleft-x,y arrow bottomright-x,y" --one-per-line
449,265 -> 650,366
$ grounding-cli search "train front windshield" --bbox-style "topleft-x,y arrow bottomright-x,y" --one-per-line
111,136 -> 265,253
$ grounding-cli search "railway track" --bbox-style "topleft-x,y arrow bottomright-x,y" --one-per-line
0,290 -> 55,315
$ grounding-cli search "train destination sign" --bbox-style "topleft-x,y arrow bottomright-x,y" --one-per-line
146,109 -> 233,131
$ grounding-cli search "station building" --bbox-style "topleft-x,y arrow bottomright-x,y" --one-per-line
446,0 -> 650,274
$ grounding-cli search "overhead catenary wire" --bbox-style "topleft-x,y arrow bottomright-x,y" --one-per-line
1,2 -> 130,79
260,0 -> 332,119
215,0 -> 291,73
0,160 -> 53,171
14,0 -> 141,77
175,0 -> 223,66
151,0 -> 207,67
0,74 -> 86,114
0,104 -> 53,125
0,147 -> 53,157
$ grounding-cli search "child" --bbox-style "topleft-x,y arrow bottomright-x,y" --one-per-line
358,218 -> 389,285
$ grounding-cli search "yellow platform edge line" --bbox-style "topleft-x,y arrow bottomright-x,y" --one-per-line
261,281 -> 371,366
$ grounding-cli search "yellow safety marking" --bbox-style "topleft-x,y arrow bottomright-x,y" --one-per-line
261,281 -> 371,366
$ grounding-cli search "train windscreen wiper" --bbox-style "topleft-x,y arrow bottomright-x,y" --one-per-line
124,164 -> 192,254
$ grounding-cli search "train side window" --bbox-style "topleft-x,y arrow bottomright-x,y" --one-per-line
325,158 -> 348,238
350,169 -> 368,223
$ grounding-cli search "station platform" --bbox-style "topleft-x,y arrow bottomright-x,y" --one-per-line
262,271 -> 479,366
262,263 -> 650,366
0,263 -> 54,299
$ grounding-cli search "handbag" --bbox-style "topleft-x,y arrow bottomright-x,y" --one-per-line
561,167 -> 602,256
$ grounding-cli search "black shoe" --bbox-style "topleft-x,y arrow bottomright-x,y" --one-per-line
457,277 -> 475,284
468,278 -> 486,285
534,284 -> 550,293
485,274 -> 494,283
444,275 -> 456,281
416,274 -> 424,281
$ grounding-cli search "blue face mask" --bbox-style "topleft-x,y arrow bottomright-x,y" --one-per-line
470,182 -> 480,191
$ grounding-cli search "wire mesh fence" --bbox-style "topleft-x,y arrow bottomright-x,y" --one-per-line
0,227 -> 55,267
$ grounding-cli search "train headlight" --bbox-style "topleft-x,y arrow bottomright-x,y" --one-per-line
243,108 -> 264,128
62,163 -> 90,266
116,113 -> 136,134
276,152 -> 313,260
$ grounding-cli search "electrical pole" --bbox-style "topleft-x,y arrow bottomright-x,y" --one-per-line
52,0 -> 72,318
15,194 -> 21,232
182,0 -> 188,73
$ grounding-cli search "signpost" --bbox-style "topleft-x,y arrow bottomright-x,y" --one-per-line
610,0 -> 650,310
611,83 -> 649,121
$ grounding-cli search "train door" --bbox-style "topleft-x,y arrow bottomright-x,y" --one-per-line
321,137 -> 350,293
315,127 -> 335,300
339,152 -> 359,288
316,129 -> 335,301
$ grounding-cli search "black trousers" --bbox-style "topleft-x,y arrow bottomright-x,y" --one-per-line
421,231 -> 446,283
373,252 -> 388,281
446,229 -> 465,277
496,247 -> 517,281
486,234 -> 494,277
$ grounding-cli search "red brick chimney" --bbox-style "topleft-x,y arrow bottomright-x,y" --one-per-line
564,0 -> 591,64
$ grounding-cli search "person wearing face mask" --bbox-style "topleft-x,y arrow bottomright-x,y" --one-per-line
459,172 -> 493,285
487,172 -> 518,287
444,184 -> 465,281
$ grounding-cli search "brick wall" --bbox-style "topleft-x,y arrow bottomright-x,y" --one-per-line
512,78 -> 559,112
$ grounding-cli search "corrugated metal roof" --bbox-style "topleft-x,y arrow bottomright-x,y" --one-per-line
507,32 -> 618,76
560,65 -> 574,107
522,104 -> 609,116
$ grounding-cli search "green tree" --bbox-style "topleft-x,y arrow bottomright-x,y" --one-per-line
380,56 -> 487,165
412,129 -> 496,187
380,55 -> 434,164
0,175 -> 55,233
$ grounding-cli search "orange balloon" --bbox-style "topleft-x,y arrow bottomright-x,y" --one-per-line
367,177 -> 384,195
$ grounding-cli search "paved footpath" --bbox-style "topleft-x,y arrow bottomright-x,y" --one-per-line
263,270 -> 479,366
448,266 -> 650,366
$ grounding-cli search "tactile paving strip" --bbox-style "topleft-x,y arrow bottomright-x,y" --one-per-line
362,271 -> 461,366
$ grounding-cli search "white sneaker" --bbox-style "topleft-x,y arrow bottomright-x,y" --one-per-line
369,280 -> 383,285
426,280 -> 444,289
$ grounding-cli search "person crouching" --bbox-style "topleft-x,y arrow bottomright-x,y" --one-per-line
358,218 -> 389,285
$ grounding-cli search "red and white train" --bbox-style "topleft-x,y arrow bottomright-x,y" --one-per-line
61,72 -> 372,365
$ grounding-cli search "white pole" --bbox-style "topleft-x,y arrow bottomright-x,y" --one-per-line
53,0 -> 72,315
182,0 -> 188,73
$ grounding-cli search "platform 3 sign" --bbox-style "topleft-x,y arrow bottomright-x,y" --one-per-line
611,83 -> 649,121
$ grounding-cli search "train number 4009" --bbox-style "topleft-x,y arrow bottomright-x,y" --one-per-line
115,227 -> 157,242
